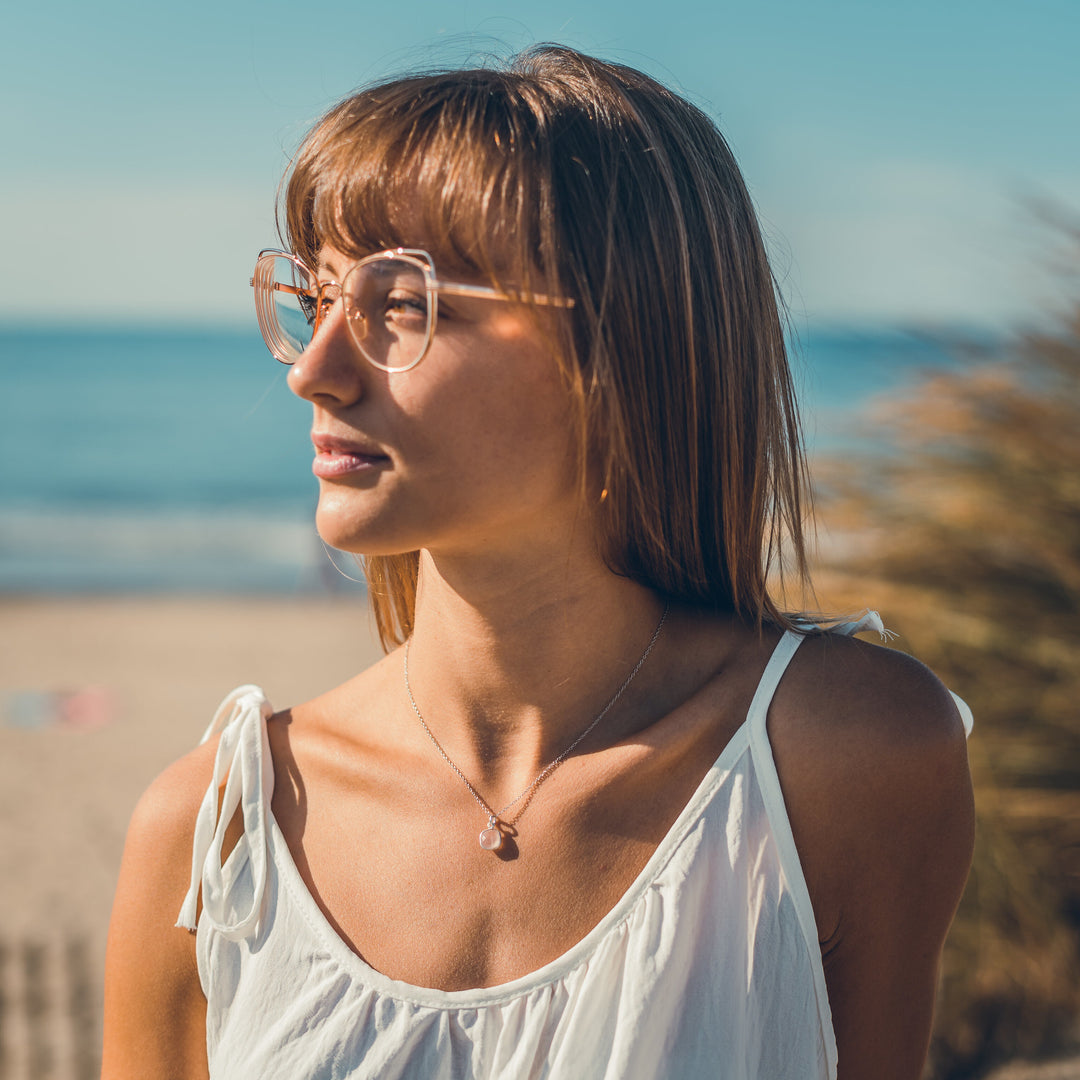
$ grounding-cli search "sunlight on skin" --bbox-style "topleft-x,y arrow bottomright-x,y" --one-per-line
486,310 -> 537,341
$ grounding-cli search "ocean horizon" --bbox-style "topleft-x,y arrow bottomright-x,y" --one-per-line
0,323 -> 968,594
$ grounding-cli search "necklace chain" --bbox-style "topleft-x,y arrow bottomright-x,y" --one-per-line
403,602 -> 669,847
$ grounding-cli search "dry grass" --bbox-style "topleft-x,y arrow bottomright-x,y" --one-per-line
811,224 -> 1080,1078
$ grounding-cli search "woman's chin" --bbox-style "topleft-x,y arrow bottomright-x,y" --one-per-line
314,515 -> 414,560
314,510 -> 363,555
315,522 -> 370,556
315,496 -> 376,553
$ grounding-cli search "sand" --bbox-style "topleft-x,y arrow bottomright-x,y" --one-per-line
0,595 -> 382,1078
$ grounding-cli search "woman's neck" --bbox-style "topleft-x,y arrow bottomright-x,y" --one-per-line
402,545 -> 670,795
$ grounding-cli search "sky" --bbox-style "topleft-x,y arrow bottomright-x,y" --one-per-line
2,0 -> 1077,330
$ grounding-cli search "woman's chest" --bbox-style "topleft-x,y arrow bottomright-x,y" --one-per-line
270,733 -> 723,990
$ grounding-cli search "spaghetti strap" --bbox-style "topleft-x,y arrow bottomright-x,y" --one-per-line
740,627 -> 839,1073
176,685 -> 275,938
741,611 -> 887,1076
745,630 -> 807,743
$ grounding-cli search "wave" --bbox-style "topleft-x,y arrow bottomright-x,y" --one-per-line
0,506 -> 365,594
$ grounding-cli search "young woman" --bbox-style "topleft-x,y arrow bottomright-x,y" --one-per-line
103,45 -> 974,1079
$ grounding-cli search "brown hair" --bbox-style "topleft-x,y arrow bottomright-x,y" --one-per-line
282,45 -> 810,649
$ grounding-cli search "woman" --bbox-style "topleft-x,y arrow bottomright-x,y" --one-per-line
103,45 -> 974,1079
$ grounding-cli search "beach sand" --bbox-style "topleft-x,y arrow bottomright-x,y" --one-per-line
0,595 -> 382,1078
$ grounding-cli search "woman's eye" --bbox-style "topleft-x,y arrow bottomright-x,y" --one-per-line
384,292 -> 428,320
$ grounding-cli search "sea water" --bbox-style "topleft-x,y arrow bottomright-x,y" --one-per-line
0,325 -> 959,593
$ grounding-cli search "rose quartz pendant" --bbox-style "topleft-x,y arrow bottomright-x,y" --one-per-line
479,816 -> 503,850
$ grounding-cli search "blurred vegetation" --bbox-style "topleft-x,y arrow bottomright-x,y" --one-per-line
811,220 -> 1080,1078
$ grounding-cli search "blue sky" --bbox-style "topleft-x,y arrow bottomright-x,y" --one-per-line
2,0 -> 1077,329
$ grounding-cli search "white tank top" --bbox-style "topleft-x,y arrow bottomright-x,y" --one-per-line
177,614 -> 969,1079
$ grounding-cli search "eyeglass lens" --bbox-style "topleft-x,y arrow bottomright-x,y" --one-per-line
257,254 -> 433,370
341,258 -> 431,371
268,256 -> 319,361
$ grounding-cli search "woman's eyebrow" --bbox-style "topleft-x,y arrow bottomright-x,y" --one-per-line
315,250 -> 344,277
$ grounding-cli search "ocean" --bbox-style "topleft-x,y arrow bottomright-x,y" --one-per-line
0,325 -> 959,593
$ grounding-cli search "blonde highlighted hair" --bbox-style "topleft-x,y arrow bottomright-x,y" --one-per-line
282,45 -> 810,649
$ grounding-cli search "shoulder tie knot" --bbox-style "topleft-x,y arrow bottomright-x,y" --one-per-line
176,685 -> 275,937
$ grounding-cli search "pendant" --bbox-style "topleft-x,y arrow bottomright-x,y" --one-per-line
479,815 -> 503,851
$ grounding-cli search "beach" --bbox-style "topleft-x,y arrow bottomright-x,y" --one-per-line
0,595 -> 382,1077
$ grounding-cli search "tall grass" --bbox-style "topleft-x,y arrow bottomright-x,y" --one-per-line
813,223 -> 1080,1078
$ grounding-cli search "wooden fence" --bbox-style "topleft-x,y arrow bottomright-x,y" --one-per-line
0,935 -> 99,1080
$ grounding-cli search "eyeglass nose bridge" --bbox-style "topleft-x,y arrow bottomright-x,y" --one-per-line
344,302 -> 368,341
311,281 -> 340,337
307,277 -> 374,355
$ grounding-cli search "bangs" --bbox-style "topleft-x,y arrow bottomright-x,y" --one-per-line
282,72 -> 553,289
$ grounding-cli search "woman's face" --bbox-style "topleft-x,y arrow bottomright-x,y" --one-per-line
287,244 -> 583,563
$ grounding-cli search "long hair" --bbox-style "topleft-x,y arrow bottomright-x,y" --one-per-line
282,45 -> 810,649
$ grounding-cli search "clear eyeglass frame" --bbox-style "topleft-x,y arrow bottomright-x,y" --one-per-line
250,247 -> 575,373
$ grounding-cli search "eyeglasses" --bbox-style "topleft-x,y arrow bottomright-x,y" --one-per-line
251,248 -> 574,373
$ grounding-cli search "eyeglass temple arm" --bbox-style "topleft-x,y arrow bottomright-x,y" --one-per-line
248,279 -> 308,297
249,271 -> 574,310
431,280 -> 575,308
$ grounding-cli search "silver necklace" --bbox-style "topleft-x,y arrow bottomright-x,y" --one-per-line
403,602 -> 669,850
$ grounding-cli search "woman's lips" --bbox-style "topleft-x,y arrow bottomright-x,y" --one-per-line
311,434 -> 390,479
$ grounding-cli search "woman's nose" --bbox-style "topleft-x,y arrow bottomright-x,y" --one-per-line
286,303 -> 366,406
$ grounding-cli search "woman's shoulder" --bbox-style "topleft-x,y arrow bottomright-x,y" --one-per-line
104,735 -> 223,1077
769,630 -> 972,829
122,652 -> 401,847
123,683 -> 286,886
778,628 -> 968,754
127,734 -> 224,863
766,629 -> 974,941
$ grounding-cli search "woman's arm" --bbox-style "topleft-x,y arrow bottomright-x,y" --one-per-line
101,743 -> 218,1080
772,636 -> 975,1080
